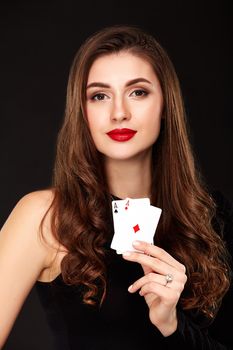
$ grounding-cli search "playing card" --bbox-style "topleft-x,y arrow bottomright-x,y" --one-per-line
116,205 -> 161,254
110,197 -> 162,254
111,198 -> 150,251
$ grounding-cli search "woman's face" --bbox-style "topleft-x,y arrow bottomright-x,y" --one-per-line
85,52 -> 163,161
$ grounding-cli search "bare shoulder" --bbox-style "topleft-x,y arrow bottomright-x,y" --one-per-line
14,188 -> 55,214
0,189 -> 59,269
1,188 -> 55,230
4,189 -> 52,229
0,189 -> 58,347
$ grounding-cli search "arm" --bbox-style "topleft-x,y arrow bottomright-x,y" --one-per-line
162,307 -> 233,349
0,190 -> 54,348
124,241 -> 233,349
164,190 -> 233,349
124,190 -> 233,349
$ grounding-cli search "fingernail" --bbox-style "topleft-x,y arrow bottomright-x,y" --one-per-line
133,240 -> 140,246
128,285 -> 133,292
123,251 -> 131,257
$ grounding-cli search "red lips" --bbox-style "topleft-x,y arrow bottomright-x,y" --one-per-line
107,128 -> 137,142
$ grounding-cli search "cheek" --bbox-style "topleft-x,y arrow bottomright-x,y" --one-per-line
141,104 -> 162,140
135,102 -> 162,125
86,109 -> 107,144
86,104 -> 108,127
86,106 -> 98,130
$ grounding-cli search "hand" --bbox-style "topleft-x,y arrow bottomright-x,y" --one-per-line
122,240 -> 187,336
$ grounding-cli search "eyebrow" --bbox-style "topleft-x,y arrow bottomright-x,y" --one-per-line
86,78 -> 152,90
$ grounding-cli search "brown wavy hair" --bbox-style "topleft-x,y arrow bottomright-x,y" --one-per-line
41,24 -> 231,318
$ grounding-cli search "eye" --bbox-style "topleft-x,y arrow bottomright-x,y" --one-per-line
131,89 -> 148,97
91,93 -> 107,101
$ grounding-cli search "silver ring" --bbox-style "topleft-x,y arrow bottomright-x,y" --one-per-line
164,273 -> 173,286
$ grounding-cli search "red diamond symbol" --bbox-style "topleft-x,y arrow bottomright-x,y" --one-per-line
133,224 -> 140,233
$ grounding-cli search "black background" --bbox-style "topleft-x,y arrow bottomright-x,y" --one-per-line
1,0 -> 232,349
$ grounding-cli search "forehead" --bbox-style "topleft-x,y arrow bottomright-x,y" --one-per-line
87,52 -> 156,83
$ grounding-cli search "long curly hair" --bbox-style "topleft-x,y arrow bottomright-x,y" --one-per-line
40,24 -> 231,318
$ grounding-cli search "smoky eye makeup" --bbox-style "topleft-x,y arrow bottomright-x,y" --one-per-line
130,89 -> 149,97
86,92 -> 109,101
91,93 -> 107,101
85,84 -> 152,101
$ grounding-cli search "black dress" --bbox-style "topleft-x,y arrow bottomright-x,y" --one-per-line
35,190 -> 233,349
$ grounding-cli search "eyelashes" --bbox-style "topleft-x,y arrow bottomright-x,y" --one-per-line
91,93 -> 106,101
88,89 -> 149,101
131,89 -> 148,98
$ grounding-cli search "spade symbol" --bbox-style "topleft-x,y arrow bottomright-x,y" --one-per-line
114,203 -> 118,213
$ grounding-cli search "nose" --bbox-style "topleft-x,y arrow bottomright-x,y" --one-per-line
110,96 -> 131,122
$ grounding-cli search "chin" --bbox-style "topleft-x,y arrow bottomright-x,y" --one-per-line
102,147 -> 153,162
103,154 -> 135,161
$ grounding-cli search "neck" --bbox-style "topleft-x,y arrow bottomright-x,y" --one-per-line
105,152 -> 152,200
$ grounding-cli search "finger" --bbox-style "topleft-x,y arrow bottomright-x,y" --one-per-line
128,272 -> 167,293
138,282 -> 178,304
132,240 -> 186,272
123,250 -> 177,277
128,271 -> 186,294
123,251 -> 187,288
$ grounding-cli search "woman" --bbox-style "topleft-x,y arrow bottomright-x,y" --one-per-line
0,24 -> 232,349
